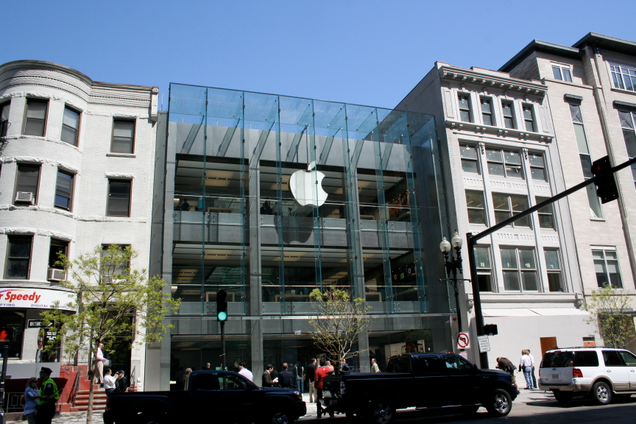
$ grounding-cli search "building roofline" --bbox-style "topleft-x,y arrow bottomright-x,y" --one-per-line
499,40 -> 581,72
573,32 -> 636,56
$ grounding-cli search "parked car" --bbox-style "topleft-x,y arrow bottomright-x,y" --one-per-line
103,370 -> 306,424
539,346 -> 636,404
322,353 -> 517,424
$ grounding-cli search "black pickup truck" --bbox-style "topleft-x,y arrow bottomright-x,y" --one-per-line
103,370 -> 306,424
323,353 -> 517,424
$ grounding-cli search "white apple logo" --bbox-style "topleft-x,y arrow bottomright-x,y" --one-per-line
289,161 -> 328,206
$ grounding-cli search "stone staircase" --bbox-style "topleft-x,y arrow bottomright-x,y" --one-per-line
73,386 -> 108,412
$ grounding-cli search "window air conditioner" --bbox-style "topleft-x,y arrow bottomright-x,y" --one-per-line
48,268 -> 67,282
15,191 -> 34,203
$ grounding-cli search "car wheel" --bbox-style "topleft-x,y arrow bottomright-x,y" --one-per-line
591,381 -> 612,405
366,399 -> 396,424
485,388 -> 512,417
264,410 -> 293,424
553,390 -> 574,403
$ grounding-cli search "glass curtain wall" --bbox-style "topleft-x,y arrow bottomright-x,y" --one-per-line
167,84 -> 444,378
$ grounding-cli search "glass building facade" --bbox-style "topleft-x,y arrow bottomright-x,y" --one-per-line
157,84 -> 453,384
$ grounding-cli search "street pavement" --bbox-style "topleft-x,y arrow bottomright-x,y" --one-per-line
7,389 -> 632,423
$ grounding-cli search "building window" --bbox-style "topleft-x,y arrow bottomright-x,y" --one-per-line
617,109 -> 636,187
107,179 -> 131,217
458,94 -> 472,122
466,190 -> 486,224
486,148 -> 523,178
61,106 -> 80,146
111,119 -> 135,153
552,63 -> 573,82
529,152 -> 547,181
481,97 -> 494,126
23,99 -> 48,136
6,235 -> 32,279
593,248 -> 622,288
492,193 -> 530,227
610,63 -> 636,92
49,239 -> 68,270
55,170 -> 74,210
501,247 -> 538,291
501,101 -> 516,129
460,144 -> 480,174
475,246 -> 492,292
544,249 -> 563,292
570,103 -> 603,219
14,164 -> 40,205
536,196 -> 555,229
101,245 -> 130,281
522,104 -> 536,132
0,101 -> 9,137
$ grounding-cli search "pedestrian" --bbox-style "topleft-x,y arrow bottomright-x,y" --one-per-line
103,368 -> 116,395
294,361 -> 305,391
183,368 -> 192,390
371,358 -> 380,373
23,377 -> 39,424
315,359 -> 333,418
340,358 -> 350,373
326,360 -> 334,372
237,362 -> 253,382
94,342 -> 107,385
307,358 -> 316,402
519,349 -> 534,389
35,367 -> 59,424
528,349 -> 537,388
202,362 -> 211,370
115,370 -> 128,393
262,364 -> 276,387
278,363 -> 294,388
496,357 -> 518,392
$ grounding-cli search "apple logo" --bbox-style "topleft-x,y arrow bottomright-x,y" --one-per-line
289,161 -> 328,206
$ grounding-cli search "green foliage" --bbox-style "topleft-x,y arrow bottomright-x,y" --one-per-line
583,284 -> 636,349
309,286 -> 371,367
41,245 -> 180,362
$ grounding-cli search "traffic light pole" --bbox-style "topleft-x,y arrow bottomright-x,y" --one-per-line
467,156 -> 636,369
220,321 -> 226,371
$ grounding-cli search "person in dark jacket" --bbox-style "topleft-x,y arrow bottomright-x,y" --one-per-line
307,358 -> 316,402
278,363 -> 294,388
262,364 -> 276,387
114,370 -> 128,392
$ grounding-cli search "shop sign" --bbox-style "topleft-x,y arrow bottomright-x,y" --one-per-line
0,288 -> 75,310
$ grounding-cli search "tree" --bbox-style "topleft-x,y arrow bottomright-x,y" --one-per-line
41,245 -> 180,424
583,284 -> 636,349
308,286 -> 371,370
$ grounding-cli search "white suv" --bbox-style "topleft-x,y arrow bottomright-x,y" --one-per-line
539,347 -> 636,404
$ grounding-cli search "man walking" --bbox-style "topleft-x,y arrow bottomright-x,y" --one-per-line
237,362 -> 253,382
278,363 -> 293,388
35,367 -> 58,424
307,358 -> 316,402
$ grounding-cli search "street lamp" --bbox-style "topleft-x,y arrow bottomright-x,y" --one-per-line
440,231 -> 463,332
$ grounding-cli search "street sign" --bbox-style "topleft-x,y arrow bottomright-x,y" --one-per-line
478,335 -> 490,353
456,332 -> 470,350
28,319 -> 45,328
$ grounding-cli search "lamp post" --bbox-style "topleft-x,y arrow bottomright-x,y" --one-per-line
440,231 -> 463,333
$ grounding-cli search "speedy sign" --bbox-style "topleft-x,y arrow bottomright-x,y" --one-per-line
0,288 -> 75,310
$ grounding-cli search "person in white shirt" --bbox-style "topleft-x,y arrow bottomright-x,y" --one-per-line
103,368 -> 116,394
528,349 -> 537,388
237,362 -> 253,382
519,349 -> 534,389
95,342 -> 106,384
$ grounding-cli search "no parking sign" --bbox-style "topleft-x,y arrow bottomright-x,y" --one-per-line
456,332 -> 470,350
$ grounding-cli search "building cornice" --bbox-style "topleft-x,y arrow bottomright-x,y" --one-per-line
439,65 -> 547,96
445,119 -> 553,143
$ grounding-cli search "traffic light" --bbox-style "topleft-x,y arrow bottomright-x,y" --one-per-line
591,156 -> 619,204
0,328 -> 14,343
216,290 -> 228,322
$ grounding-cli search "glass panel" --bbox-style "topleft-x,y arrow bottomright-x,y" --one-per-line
112,120 -> 135,153
531,167 -> 546,180
548,273 -> 562,292
580,154 -> 593,178
475,247 -> 490,268
503,271 -> 520,291
529,153 -> 544,167
574,124 -> 589,154
623,129 -> 636,157
562,68 -> 572,82
488,163 -> 505,176
55,171 -> 73,209
552,66 -> 563,80
518,249 -> 535,268
586,184 -> 603,219
504,150 -> 521,165
107,180 -> 130,216
61,107 -> 79,145
7,236 -> 31,278
477,275 -> 492,292
460,145 -> 478,160
16,164 -> 39,199
462,159 -> 479,174
486,149 -> 502,162
500,249 -> 517,268
522,272 -> 538,291
24,100 -> 47,136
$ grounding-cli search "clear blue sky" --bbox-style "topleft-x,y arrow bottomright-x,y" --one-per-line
3,0 -> 635,110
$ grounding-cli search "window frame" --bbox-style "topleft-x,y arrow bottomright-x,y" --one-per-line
458,93 -> 472,123
501,100 -> 516,129
0,101 -> 10,137
610,62 -> 636,92
460,144 -> 480,174
23,98 -> 48,137
465,190 -> 486,225
475,246 -> 492,292
617,109 -> 636,187
49,239 -> 69,270
107,178 -> 132,217
529,152 -> 548,181
522,104 -> 536,132
500,247 -> 538,292
593,247 -> 622,288
6,235 -> 33,279
111,119 -> 136,154
486,147 -> 524,179
55,169 -> 74,211
480,97 -> 495,126
551,63 -> 573,82
536,196 -> 555,229
492,193 -> 531,228
61,105 -> 80,146
544,248 -> 563,292
14,163 -> 40,205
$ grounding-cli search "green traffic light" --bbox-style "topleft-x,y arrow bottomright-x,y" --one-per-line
217,311 -> 228,322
